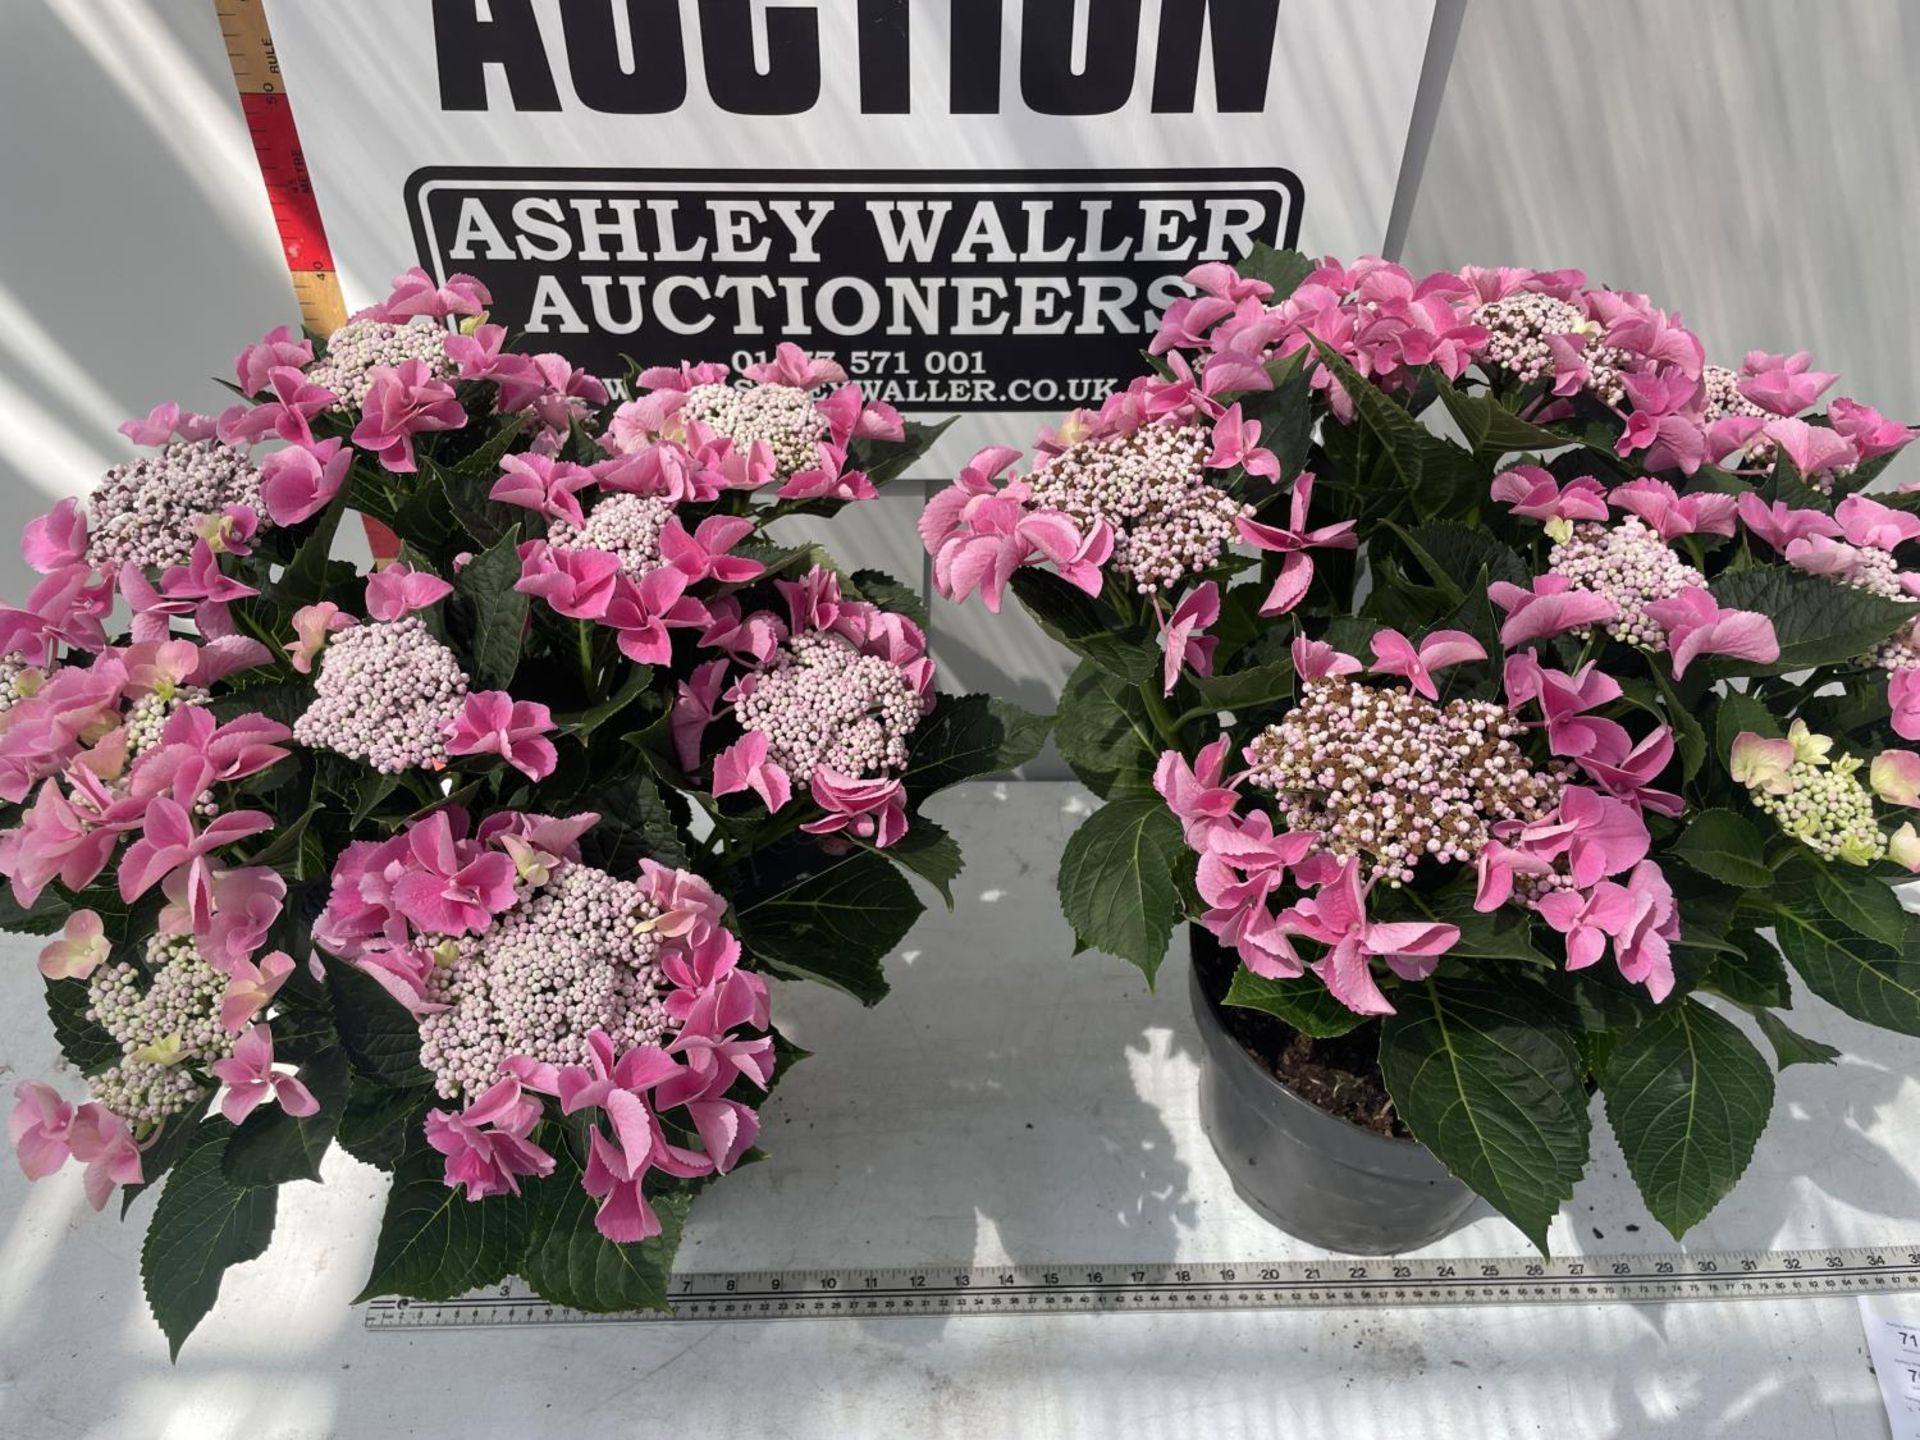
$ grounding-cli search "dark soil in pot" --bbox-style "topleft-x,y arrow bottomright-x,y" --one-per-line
1189,925 -> 1408,1139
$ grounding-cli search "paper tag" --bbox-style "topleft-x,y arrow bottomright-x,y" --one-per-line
1862,1294 -> 1920,1439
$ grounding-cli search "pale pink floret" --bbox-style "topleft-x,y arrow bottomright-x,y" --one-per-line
1763,416 -> 1857,479
1870,750 -> 1920,808
118,402 -> 218,448
1834,494 -> 1920,552
219,367 -> 336,447
602,568 -> 708,666
162,864 -> 285,971
426,1076 -> 556,1201
357,266 -> 490,323
661,514 -> 764,586
442,691 -> 558,781
1892,824 -> 1920,873
513,540 -> 620,621
1235,473 -> 1357,616
1537,860 -> 1680,1000
1735,493 -> 1841,553
1737,350 -> 1837,416
490,454 -> 595,528
220,950 -> 296,1033
10,1082 -> 77,1181
1893,671 -> 1920,743
1196,813 -> 1315,970
116,798 -> 274,904
1160,582 -> 1220,696
389,811 -> 519,936
658,1030 -> 772,1172
1609,860 -> 1680,1001
11,1083 -> 142,1208
365,563 -> 454,622
1608,479 -> 1737,541
287,602 -> 355,674
924,444 -> 1107,613
743,341 -> 847,389
1829,398 -> 1915,462
351,359 -> 467,473
38,910 -> 110,981
1367,627 -> 1486,701
711,731 -> 792,812
1290,635 -> 1362,683
531,1031 -> 715,1243
1490,574 -> 1620,648
800,769 -> 907,848
1489,466 -> 1609,525
1730,732 -> 1795,795
1205,403 -> 1281,481
210,1026 -> 318,1126
1154,736 -> 1239,846
1641,587 -> 1781,678
235,324 -> 314,396
68,1104 -> 144,1210
1502,653 -> 1626,759
1277,858 -> 1458,1016
259,437 -> 352,526
21,498 -> 88,574
670,659 -> 729,770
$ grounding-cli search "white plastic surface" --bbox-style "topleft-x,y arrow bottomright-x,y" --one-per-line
1,782 -> 1913,1438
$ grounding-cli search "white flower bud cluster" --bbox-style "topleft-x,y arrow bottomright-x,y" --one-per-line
307,318 -> 454,412
735,631 -> 929,779
546,492 -> 676,577
1471,294 -> 1627,405
681,382 -> 827,480
293,617 -> 469,773
1547,516 -> 1705,650
124,687 -> 209,760
1701,365 -> 1768,424
1245,678 -> 1563,886
83,935 -> 231,1123
1752,755 -> 1886,865
1873,619 -> 1920,672
1026,423 -> 1247,593
0,655 -> 43,718
1701,363 -> 1782,473
417,861 -> 676,1099
86,439 -> 267,572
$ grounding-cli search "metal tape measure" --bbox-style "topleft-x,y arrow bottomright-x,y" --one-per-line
365,1245 -> 1920,1329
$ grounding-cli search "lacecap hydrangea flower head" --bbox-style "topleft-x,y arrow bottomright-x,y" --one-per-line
0,271 -> 1043,1355
929,243 -> 1919,1252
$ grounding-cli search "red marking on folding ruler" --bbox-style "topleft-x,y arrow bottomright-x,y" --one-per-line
216,1 -> 395,557
241,92 -> 334,276
216,0 -> 346,334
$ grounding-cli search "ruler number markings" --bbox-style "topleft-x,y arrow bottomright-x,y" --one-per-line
363,1246 -> 1920,1329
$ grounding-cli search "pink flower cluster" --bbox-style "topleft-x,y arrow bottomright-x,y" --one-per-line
1480,471 -> 1783,676
672,566 -> 934,848
921,334 -> 1302,614
1161,623 -> 1693,1015
222,268 -> 609,525
315,805 -> 773,1241
0,632 -> 322,1200
601,343 -> 903,499
499,343 -> 901,677
1154,254 -> 1913,488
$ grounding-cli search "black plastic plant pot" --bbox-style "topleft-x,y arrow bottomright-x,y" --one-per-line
1188,935 -> 1478,1254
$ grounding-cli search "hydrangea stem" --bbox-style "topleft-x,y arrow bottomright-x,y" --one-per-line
1137,678 -> 1186,750
575,619 -> 603,701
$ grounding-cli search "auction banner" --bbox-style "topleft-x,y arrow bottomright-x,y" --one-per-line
263,0 -> 1440,467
